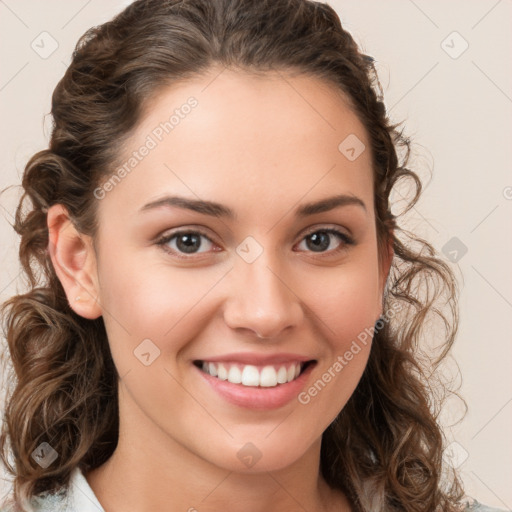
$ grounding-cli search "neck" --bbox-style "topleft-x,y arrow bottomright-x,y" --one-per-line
86,382 -> 350,512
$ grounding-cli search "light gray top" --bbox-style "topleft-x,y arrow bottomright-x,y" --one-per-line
1,468 -> 509,511
1,467 -> 103,512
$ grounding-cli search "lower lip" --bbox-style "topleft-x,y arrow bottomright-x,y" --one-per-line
195,362 -> 316,410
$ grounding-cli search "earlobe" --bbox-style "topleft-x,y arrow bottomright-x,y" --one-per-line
47,204 -> 102,320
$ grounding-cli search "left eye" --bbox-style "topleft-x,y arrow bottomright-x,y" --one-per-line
296,229 -> 353,254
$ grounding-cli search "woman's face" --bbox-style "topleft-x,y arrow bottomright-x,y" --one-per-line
89,68 -> 392,473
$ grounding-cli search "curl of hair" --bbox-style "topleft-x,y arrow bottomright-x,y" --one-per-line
1,0 -> 465,510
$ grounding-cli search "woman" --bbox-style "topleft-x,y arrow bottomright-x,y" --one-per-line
0,0 -> 507,510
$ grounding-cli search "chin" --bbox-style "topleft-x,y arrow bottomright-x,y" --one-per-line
200,431 -> 318,474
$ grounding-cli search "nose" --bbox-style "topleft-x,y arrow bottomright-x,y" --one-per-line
222,252 -> 304,339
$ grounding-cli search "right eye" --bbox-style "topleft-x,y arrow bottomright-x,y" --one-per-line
156,229 -> 220,258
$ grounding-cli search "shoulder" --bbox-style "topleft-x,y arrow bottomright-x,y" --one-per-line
0,489 -> 69,512
465,500 -> 511,512
0,467 -> 104,512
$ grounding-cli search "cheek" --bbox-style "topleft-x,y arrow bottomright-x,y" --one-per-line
293,252 -> 380,411
302,254 -> 382,347
95,251 -> 227,365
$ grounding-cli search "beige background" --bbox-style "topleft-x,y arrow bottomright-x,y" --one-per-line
1,0 -> 511,508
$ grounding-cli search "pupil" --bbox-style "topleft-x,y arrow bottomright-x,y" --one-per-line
307,232 -> 329,252
177,233 -> 201,253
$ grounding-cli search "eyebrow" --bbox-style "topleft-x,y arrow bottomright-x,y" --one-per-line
139,193 -> 367,219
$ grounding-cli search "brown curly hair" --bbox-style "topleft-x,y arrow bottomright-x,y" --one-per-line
1,0 -> 466,510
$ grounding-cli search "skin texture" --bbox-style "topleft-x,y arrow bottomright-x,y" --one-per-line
48,68 -> 393,512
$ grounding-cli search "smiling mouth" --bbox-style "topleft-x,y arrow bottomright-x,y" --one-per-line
193,360 -> 316,388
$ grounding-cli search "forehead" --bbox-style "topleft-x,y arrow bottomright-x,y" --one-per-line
98,68 -> 374,221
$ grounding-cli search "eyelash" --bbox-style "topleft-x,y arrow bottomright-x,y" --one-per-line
155,227 -> 355,260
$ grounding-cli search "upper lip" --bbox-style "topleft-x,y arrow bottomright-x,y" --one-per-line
194,352 -> 316,366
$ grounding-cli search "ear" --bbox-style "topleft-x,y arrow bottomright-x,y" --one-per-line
47,204 -> 102,319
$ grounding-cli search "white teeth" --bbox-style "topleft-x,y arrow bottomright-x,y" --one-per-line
217,363 -> 228,381
208,362 -> 218,377
227,365 -> 242,384
260,366 -> 278,387
241,365 -> 260,386
276,366 -> 288,384
199,361 -> 304,387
